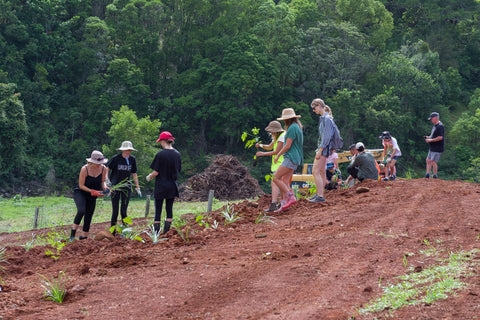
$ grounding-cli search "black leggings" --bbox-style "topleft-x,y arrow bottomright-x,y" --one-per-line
154,198 -> 174,222
73,189 -> 97,232
111,188 -> 131,226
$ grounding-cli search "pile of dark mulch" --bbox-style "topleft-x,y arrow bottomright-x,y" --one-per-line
179,154 -> 264,201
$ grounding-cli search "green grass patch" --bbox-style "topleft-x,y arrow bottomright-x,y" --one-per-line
0,195 -> 237,233
358,249 -> 480,317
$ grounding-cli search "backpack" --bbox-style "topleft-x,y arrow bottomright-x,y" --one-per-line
330,118 -> 343,150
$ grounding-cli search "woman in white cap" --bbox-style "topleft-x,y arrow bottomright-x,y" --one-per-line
272,108 -> 303,212
105,141 -> 141,234
146,131 -> 182,235
70,150 -> 109,241
255,120 -> 286,212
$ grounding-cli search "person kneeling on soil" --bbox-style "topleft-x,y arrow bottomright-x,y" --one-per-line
347,142 -> 378,183
325,161 -> 342,190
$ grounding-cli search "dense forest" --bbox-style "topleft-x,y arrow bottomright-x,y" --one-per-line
1,0 -> 480,193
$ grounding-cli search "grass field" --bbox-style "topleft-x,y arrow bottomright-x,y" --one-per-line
0,194 -> 234,233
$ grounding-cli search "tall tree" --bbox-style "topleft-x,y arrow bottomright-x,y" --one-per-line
0,83 -> 28,183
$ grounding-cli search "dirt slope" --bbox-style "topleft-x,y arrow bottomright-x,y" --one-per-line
1,179 -> 480,320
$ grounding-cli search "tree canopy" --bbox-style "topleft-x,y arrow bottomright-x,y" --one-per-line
1,0 -> 479,191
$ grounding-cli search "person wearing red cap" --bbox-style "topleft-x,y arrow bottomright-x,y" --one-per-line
146,131 -> 181,235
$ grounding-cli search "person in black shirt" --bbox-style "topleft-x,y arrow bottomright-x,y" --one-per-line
106,141 -> 141,233
146,132 -> 181,235
424,112 -> 445,179
70,150 -> 108,241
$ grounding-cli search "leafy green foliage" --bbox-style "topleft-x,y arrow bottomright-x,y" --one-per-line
39,270 -> 68,303
1,0 -> 480,187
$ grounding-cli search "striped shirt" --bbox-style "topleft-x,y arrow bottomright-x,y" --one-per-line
317,113 -> 336,150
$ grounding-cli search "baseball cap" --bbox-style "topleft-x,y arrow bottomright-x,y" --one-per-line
379,131 -> 391,140
428,112 -> 439,120
326,162 -> 334,169
156,131 -> 175,142
355,142 -> 364,150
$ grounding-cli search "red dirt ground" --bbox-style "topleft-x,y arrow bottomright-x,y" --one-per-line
1,179 -> 480,320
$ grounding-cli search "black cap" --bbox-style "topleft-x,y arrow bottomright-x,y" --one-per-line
379,131 -> 391,139
428,112 -> 439,120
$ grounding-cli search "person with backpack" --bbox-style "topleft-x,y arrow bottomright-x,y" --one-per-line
309,98 -> 343,203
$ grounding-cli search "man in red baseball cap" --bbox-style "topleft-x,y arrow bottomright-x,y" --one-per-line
156,131 -> 175,142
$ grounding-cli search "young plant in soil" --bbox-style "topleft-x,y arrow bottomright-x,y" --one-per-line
37,230 -> 68,260
219,202 -> 241,225
255,212 -> 277,224
357,249 -> 480,317
39,269 -> 68,303
0,247 -> 12,284
241,127 -> 262,167
144,225 -> 166,244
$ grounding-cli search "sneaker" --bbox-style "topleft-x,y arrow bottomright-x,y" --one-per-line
274,200 -> 287,213
433,174 -> 438,179
282,192 -> 297,210
309,194 -> 326,203
382,177 -> 389,181
307,194 -> 317,201
389,175 -> 396,181
424,173 -> 430,179
263,203 -> 277,213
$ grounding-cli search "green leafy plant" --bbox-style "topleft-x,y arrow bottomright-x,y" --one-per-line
219,202 -> 241,225
21,234 -> 38,251
358,249 -> 480,317
108,178 -> 134,196
0,247 -> 11,274
39,270 -> 68,303
255,212 -> 277,224
37,230 -> 68,260
173,225 -> 190,242
109,216 -> 133,234
109,217 -> 144,242
241,127 -> 261,166
195,214 -> 211,228
144,225 -> 165,244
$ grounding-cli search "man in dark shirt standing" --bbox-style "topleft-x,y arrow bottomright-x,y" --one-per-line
424,112 -> 445,179
106,141 -> 141,232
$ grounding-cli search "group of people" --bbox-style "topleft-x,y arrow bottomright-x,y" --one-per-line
256,98 -> 445,213
70,105 -> 445,235
69,132 -> 181,241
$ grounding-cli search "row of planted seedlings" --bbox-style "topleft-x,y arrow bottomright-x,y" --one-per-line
0,201 -> 278,303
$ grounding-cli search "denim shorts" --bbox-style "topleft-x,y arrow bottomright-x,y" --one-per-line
427,151 -> 442,162
282,157 -> 298,170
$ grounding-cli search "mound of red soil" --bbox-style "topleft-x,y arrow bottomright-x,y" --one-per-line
179,154 -> 264,201
1,179 -> 480,319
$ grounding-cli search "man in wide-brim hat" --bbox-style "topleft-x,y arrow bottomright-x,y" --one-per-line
105,141 -> 141,234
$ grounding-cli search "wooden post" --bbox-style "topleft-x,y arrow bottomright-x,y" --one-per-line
207,190 -> 215,213
145,195 -> 150,217
34,207 -> 40,229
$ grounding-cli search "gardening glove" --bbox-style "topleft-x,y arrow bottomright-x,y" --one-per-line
136,187 -> 142,198
105,178 -> 112,187
90,190 -> 103,197
146,173 -> 153,182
